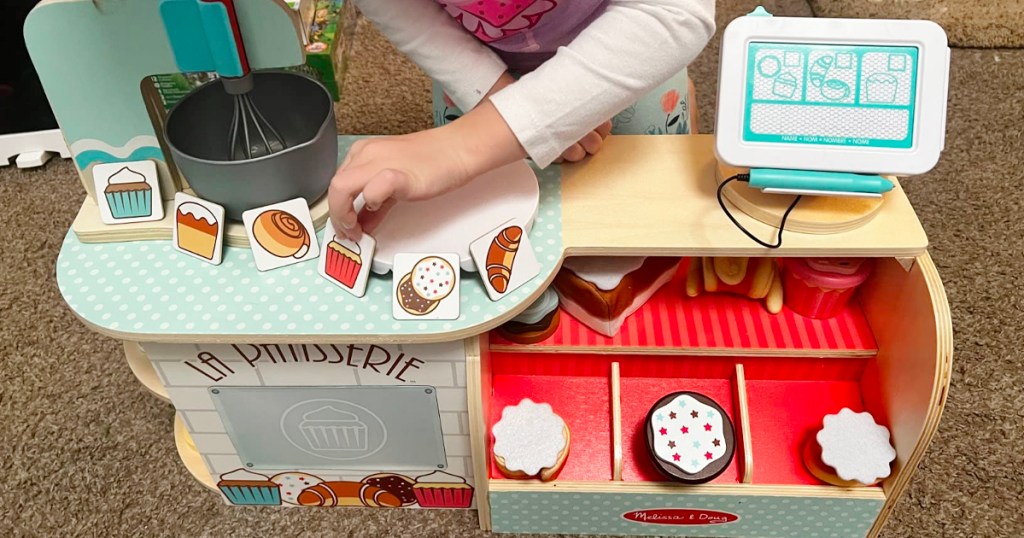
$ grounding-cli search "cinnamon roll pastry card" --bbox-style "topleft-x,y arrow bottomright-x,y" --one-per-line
242,198 -> 320,272
172,192 -> 225,265
317,220 -> 376,298
469,220 -> 540,301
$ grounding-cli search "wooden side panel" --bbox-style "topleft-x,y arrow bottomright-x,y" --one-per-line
466,336 -> 492,531
858,254 -> 952,538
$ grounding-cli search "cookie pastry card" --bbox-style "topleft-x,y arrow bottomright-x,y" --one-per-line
242,198 -> 320,272
92,160 -> 164,224
172,192 -> 225,265
469,220 -> 540,301
392,253 -> 461,320
317,220 -> 376,297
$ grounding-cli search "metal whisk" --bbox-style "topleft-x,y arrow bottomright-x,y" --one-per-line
223,76 -> 287,160
199,0 -> 288,160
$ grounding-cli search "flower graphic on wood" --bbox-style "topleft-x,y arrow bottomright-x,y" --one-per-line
299,406 -> 369,452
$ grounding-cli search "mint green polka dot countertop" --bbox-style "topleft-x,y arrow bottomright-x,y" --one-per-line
56,159 -> 562,342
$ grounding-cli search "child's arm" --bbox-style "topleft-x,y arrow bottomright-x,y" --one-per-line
351,0 -> 509,112
331,0 -> 715,239
488,0 -> 716,167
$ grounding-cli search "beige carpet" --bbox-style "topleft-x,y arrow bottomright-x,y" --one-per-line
3,1 -> 1023,536
809,0 -> 1024,48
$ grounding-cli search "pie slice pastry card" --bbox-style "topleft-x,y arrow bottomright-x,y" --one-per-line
393,253 -> 461,320
242,198 -> 320,272
93,160 -> 164,224
318,220 -> 376,297
172,192 -> 225,265
469,220 -> 540,301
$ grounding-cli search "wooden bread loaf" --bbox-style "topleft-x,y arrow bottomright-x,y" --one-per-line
296,481 -> 402,507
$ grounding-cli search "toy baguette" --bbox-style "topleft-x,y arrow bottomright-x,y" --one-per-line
296,481 -> 402,507
486,226 -> 523,294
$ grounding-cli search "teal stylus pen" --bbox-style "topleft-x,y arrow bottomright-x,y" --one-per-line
749,169 -> 894,194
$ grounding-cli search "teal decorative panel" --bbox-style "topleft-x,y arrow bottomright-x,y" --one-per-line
56,137 -> 563,339
489,490 -> 883,537
24,0 -> 303,154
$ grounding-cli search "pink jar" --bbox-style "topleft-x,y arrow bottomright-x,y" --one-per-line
782,258 -> 872,319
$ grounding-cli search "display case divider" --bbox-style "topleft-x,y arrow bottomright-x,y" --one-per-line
734,363 -> 754,484
610,362 -> 623,481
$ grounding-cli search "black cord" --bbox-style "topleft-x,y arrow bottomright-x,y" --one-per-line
717,174 -> 802,249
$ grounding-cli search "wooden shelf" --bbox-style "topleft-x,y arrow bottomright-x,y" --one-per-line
560,135 -> 930,257
491,265 -> 878,357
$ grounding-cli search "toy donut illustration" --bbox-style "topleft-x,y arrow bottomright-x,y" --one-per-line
252,209 -> 310,259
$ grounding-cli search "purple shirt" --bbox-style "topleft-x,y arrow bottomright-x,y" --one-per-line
437,0 -> 610,72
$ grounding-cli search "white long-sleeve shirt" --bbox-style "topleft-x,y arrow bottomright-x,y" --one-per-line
352,0 -> 715,167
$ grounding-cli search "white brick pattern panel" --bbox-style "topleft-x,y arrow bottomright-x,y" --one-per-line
181,411 -> 227,433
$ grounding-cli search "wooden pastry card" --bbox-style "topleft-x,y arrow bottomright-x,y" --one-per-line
172,192 -> 225,265
242,198 -> 320,272
92,160 -> 164,224
318,220 -> 376,298
469,220 -> 540,301
392,253 -> 461,320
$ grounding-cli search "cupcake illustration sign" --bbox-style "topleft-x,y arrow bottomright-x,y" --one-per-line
172,192 -> 225,265
281,399 -> 387,461
318,220 -> 376,297
92,160 -> 164,224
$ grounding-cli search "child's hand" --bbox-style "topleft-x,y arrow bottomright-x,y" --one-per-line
329,99 -> 526,240
328,130 -> 472,240
556,120 -> 613,163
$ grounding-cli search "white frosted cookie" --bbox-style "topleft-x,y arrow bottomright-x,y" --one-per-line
411,256 -> 456,301
492,399 -> 570,480
816,408 -> 896,486
645,391 -> 735,483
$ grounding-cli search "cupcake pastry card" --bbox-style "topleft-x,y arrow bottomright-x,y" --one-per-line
242,198 -> 320,272
172,192 -> 225,265
318,220 -> 376,297
92,160 -> 164,224
469,220 -> 540,301
392,253 -> 461,320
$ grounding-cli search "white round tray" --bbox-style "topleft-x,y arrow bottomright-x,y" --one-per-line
370,159 -> 539,274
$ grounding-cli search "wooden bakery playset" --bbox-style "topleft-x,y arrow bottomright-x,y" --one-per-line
31,2 -> 953,537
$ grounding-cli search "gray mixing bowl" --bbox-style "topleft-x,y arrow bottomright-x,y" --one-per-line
164,71 -> 337,220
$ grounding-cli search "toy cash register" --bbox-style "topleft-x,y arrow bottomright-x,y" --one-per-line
716,7 -> 950,200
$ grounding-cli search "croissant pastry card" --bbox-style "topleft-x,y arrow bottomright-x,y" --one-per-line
470,220 -> 540,301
